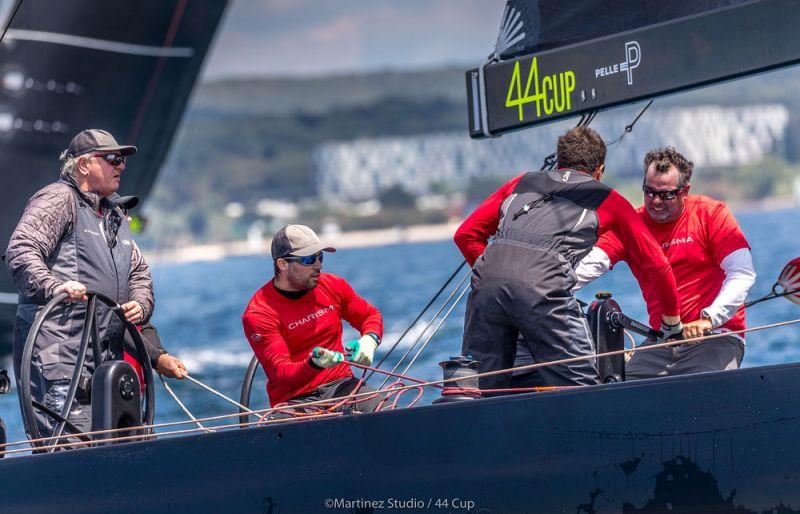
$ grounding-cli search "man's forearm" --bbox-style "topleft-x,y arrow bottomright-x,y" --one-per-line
128,241 -> 154,321
572,247 -> 612,293
702,248 -> 756,327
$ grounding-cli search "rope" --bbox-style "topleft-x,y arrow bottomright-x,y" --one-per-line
158,374 -> 210,432
183,374 -> 259,415
5,317 -> 799,454
1,412 -> 344,456
604,100 -> 653,146
745,287 -> 800,308
350,361 -> 443,389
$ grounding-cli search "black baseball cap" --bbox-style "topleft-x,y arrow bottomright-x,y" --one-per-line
63,129 -> 137,159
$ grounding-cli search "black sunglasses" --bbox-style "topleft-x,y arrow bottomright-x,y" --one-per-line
283,252 -> 324,266
642,184 -> 684,201
95,153 -> 126,167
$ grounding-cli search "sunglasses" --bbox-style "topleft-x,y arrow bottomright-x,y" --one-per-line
642,184 -> 684,201
283,252 -> 324,265
95,153 -> 126,167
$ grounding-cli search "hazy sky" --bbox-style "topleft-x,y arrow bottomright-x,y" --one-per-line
202,0 -> 508,79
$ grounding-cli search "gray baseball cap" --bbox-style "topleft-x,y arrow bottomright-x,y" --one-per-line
63,129 -> 137,159
271,225 -> 336,259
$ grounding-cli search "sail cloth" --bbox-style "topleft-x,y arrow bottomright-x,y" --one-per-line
467,0 -> 800,138
497,0 -> 752,59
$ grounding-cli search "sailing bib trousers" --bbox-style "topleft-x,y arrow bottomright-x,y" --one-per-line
459,169 -> 680,391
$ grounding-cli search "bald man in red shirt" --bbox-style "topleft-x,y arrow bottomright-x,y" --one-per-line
243,225 -> 383,413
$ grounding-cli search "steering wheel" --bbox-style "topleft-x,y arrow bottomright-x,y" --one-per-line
238,355 -> 266,427
19,291 -> 155,451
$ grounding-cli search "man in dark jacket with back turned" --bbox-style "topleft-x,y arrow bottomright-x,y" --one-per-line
454,127 -> 682,390
5,129 -> 153,440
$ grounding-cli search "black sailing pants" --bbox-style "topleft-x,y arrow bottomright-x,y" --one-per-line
462,276 -> 600,391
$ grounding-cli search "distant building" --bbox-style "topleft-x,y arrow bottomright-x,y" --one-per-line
313,105 -> 789,201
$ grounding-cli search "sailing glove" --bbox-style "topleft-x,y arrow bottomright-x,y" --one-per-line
310,347 -> 345,368
659,320 -> 684,342
344,334 -> 379,366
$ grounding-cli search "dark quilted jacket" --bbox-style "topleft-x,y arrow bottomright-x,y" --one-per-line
5,171 -> 154,321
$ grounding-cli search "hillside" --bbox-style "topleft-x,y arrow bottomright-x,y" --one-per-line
141,65 -> 800,247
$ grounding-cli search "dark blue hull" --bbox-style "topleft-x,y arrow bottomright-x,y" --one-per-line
2,363 -> 800,513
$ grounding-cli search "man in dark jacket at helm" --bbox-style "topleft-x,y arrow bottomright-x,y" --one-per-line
5,129 -> 153,440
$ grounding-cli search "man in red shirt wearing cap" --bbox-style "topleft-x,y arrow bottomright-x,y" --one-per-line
242,225 -> 383,415
575,146 -> 756,378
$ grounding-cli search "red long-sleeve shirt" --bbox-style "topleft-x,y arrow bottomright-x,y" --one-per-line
242,273 -> 383,405
597,195 -> 750,331
454,172 -> 680,318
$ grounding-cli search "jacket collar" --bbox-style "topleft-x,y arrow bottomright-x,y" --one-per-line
58,170 -> 103,211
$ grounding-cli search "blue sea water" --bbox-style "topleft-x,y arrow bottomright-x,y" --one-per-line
1,207 -> 798,451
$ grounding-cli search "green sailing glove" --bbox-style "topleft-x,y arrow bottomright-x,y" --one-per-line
310,347 -> 345,368
344,334 -> 379,366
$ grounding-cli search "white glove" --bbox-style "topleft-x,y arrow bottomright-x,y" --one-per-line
344,334 -> 379,366
310,347 -> 344,368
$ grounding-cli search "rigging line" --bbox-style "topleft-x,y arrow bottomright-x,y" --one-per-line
7,316 -> 800,452
378,270 -> 472,388
183,374 -> 259,415
399,282 -> 473,377
260,316 -> 800,408
349,360 -> 443,389
12,315 -> 800,452
6,376 -> 396,450
227,315 -> 800,420
366,260 -> 467,382
2,400 -> 303,450
2,413 -> 345,456
158,374 -> 210,433
449,317 -> 800,388
0,0 -> 22,45
605,100 -> 654,146
745,287 -> 800,308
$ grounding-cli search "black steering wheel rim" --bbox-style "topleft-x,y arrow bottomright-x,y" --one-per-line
20,291 -> 155,450
239,355 -> 264,427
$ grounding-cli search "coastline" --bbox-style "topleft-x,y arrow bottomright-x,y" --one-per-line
147,195 -> 799,265
148,222 -> 461,264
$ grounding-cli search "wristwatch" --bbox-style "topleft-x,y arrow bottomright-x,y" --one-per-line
366,332 -> 381,346
700,310 -> 713,325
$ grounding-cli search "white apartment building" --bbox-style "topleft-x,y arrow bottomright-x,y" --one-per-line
314,105 -> 789,201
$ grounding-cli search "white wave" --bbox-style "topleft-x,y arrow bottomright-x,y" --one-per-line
380,321 -> 441,350
177,348 -> 255,374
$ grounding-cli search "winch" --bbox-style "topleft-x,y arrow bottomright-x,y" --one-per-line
586,292 -> 626,383
433,356 -> 482,403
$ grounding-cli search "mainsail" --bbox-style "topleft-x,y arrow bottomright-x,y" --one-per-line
467,0 -> 799,138
0,1 -> 229,350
